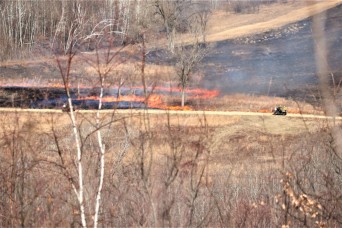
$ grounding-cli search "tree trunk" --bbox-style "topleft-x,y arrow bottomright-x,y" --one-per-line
67,96 -> 87,228
181,88 -> 185,107
94,80 -> 105,228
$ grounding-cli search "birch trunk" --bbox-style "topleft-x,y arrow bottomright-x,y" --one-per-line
67,96 -> 87,228
93,78 -> 106,228
57,53 -> 87,227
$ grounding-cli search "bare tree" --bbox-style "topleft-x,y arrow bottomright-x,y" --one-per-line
174,42 -> 208,107
188,2 -> 212,43
83,25 -> 129,227
196,7 -> 211,43
154,0 -> 190,52
55,39 -> 87,227
0,0 -> 154,60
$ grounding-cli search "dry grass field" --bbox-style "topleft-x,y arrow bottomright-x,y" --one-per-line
0,107 -> 333,170
1,107 -> 340,226
0,108 -> 332,181
1,1 -> 342,227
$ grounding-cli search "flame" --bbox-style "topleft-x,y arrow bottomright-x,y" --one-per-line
77,94 -> 145,103
0,83 -> 219,110
129,86 -> 220,99
76,94 -> 193,110
146,94 -> 192,110
0,83 -> 219,97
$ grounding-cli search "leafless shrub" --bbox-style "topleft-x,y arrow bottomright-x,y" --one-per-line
274,126 -> 342,227
273,6 -> 342,227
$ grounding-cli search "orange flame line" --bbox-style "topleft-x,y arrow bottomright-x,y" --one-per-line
1,83 -> 219,110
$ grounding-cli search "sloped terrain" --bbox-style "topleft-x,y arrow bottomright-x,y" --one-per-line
200,4 -> 342,100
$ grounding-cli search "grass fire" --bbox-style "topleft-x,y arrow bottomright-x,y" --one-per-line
0,83 -> 219,111
0,1 -> 341,227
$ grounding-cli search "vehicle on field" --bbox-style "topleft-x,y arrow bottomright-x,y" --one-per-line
62,103 -> 75,112
273,106 -> 287,115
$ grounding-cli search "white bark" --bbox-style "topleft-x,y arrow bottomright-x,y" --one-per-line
93,78 -> 106,228
52,2 -> 65,50
181,88 -> 185,107
67,97 -> 87,228
17,0 -> 24,47
120,0 -> 131,43
57,53 -> 87,227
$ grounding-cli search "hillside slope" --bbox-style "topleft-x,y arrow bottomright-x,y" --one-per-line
205,0 -> 342,42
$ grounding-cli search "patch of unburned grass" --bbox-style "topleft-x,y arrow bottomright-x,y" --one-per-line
204,94 -> 323,115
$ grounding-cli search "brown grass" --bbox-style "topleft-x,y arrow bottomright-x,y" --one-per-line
196,93 -> 323,115
1,105 -> 340,227
0,107 -> 325,137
